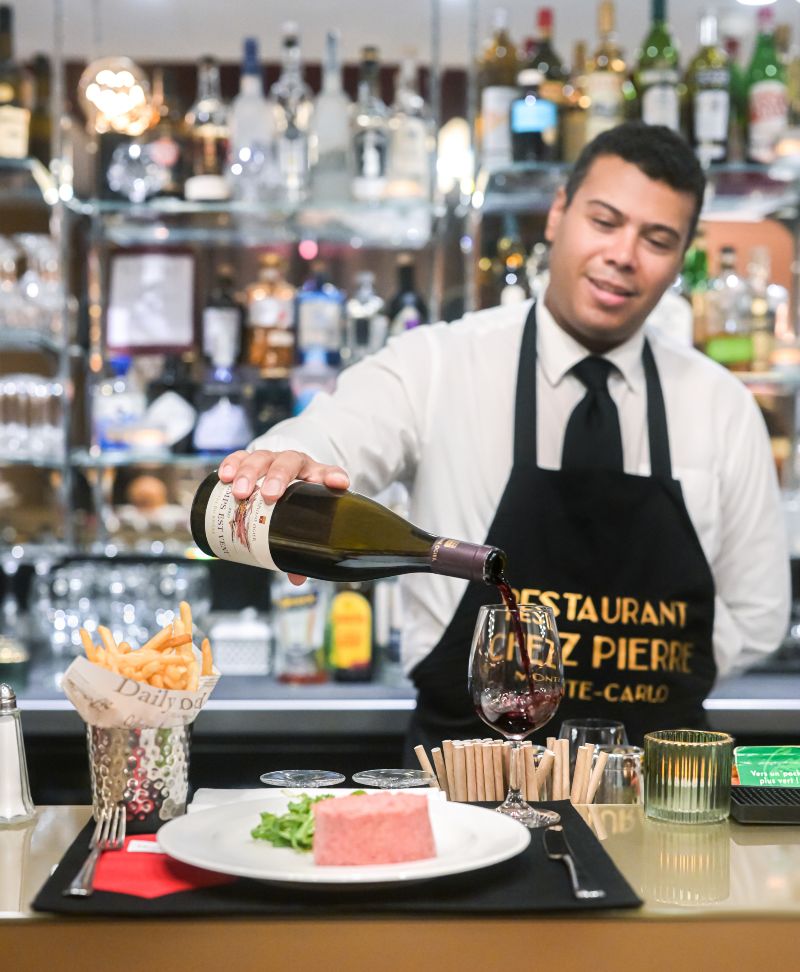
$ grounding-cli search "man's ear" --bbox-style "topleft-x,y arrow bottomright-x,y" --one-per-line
545,186 -> 568,243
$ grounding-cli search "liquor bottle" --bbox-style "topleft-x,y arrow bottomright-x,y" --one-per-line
387,254 -> 429,335
680,228 -> 709,347
0,5 -> 28,159
245,252 -> 296,376
496,214 -> 527,304
270,21 -> 314,205
585,0 -> 628,142
146,352 -> 197,454
351,46 -> 389,202
746,246 -> 775,373
326,583 -> 373,682
229,37 -> 277,201
477,7 -> 519,171
92,356 -> 148,451
775,25 -> 800,127
510,69 -> 558,163
525,7 -> 568,100
202,264 -> 245,369
145,67 -> 189,197
685,12 -> 730,167
184,55 -> 230,201
723,36 -> 748,161
290,345 -> 338,415
190,473 -> 508,584
296,261 -> 345,363
25,53 -> 50,167
272,573 -> 330,684
561,43 -> 589,163
311,30 -> 351,202
192,316 -> 254,454
343,271 -> 389,365
634,0 -> 681,132
746,8 -> 789,164
386,58 -> 432,200
704,245 -> 752,371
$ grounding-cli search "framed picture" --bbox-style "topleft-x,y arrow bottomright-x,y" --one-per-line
106,248 -> 195,353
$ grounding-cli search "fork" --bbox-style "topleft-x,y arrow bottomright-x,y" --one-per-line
63,805 -> 126,897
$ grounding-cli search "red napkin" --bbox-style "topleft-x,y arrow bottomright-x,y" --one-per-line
93,834 -> 236,898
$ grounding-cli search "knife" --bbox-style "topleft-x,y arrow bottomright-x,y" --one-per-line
543,825 -> 606,900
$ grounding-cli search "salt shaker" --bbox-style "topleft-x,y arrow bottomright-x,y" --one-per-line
0,684 -> 35,824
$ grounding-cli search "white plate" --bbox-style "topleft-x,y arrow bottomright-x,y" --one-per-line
157,794 -> 530,887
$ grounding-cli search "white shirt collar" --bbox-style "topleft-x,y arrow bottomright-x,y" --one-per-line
535,290 -> 645,394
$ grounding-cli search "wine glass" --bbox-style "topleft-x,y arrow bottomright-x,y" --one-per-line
260,770 -> 346,788
468,602 -> 564,828
351,769 -> 435,789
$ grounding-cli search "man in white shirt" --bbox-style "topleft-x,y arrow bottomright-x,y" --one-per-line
218,123 -> 789,748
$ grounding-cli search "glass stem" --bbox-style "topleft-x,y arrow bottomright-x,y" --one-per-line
508,740 -> 522,800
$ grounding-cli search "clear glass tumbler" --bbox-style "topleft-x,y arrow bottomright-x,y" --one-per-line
643,729 -> 733,824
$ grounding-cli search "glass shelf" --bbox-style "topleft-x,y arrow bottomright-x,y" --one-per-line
0,328 -> 61,353
0,157 -> 59,207
0,453 -> 66,469
70,448 -> 228,469
472,161 -> 800,223
71,195 -> 434,249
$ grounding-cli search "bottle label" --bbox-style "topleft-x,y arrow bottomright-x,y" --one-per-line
202,307 -> 241,359
510,97 -> 557,135
249,295 -> 293,329
297,296 -> 342,352
0,105 -> 30,159
704,334 -> 752,367
328,589 -> 372,670
480,86 -> 517,169
748,81 -> 789,163
353,128 -> 388,180
388,117 -> 430,184
694,89 -> 730,145
640,74 -> 680,131
585,73 -> 625,140
203,478 -> 279,570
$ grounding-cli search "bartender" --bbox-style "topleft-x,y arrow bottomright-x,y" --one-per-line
219,122 -> 790,748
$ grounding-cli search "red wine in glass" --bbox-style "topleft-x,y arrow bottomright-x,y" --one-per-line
475,683 -> 564,738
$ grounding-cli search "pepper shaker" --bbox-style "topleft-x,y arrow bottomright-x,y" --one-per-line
0,684 -> 35,824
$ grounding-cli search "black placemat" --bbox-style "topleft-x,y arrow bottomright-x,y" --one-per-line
32,801 -> 641,917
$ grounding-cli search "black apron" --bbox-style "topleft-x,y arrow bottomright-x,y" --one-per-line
407,302 -> 716,755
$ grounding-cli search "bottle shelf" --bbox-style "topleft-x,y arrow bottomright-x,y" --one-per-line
70,448 -> 229,470
0,328 -> 62,354
0,453 -> 66,469
0,157 -> 58,207
472,161 -> 800,222
71,195 -> 434,249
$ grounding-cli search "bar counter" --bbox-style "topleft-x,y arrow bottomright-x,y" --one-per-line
4,803 -> 800,972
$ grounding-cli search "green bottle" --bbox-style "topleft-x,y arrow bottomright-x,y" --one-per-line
684,13 -> 730,166
635,0 -> 681,132
746,7 -> 788,164
0,4 -> 28,159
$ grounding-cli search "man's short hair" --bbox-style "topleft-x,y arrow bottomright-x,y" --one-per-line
563,122 -> 706,246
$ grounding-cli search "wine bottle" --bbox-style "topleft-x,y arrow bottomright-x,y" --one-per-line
635,0 -> 681,132
25,53 -> 50,167
685,12 -> 730,166
509,69 -> 558,164
585,1 -> 628,142
746,7 -> 789,165
202,263 -> 245,368
190,474 -> 508,584
0,4 -> 28,159
477,7 -> 519,171
145,67 -> 190,198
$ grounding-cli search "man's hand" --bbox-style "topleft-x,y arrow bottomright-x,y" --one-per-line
218,449 -> 350,587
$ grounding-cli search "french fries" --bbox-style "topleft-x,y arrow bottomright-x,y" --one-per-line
79,600 -> 214,690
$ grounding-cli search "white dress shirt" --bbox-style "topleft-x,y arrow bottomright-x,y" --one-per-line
252,296 -> 790,680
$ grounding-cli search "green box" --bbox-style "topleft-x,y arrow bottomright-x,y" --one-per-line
734,746 -> 800,787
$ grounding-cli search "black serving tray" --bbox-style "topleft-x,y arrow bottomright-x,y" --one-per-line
730,786 -> 800,824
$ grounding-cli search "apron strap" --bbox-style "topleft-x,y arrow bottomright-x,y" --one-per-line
513,302 -> 674,480
513,301 -> 539,468
642,338 -> 673,480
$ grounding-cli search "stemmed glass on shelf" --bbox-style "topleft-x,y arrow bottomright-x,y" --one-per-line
468,602 -> 564,828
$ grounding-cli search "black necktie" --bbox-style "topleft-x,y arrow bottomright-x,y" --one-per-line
561,356 -> 624,471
